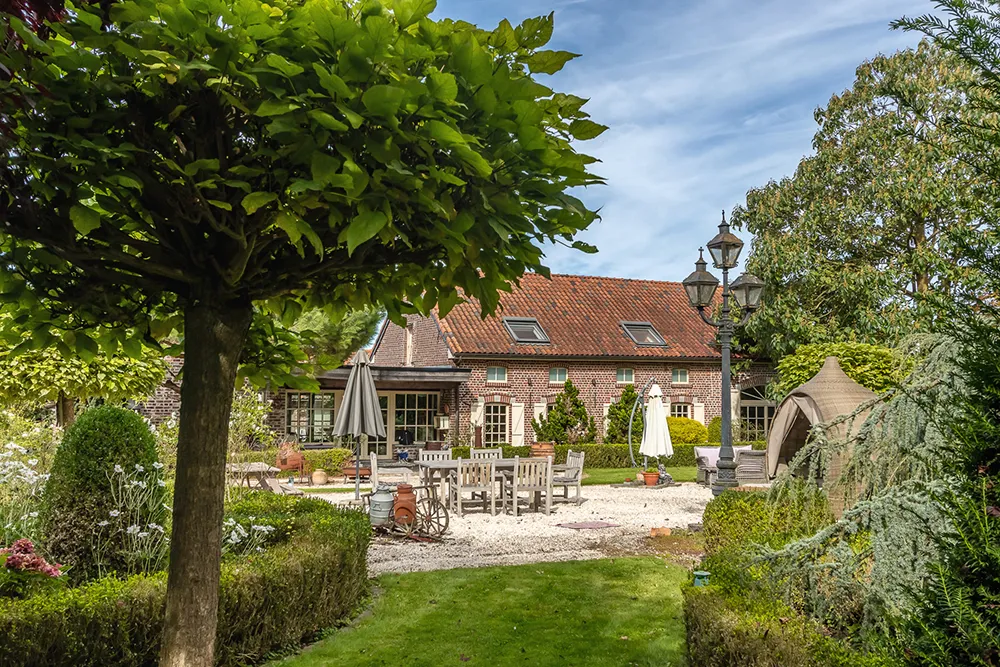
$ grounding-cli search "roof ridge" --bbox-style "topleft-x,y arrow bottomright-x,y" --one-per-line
537,272 -> 687,287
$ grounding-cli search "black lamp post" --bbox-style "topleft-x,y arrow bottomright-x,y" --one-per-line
682,212 -> 764,495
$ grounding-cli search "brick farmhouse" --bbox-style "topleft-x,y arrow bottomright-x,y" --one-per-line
138,273 -> 775,459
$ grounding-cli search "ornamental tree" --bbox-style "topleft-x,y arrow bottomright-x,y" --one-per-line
771,342 -> 902,400
0,1 -> 604,664
732,43 -> 994,361
532,379 -> 597,444
604,382 -> 643,444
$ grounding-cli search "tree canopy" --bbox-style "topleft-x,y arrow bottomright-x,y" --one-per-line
732,43 -> 993,361
771,341 -> 901,400
291,306 -> 382,367
0,0 -> 605,662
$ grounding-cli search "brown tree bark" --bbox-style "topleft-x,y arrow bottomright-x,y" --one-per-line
160,300 -> 253,667
55,390 -> 75,427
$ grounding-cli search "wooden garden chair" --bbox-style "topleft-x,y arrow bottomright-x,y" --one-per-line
470,447 -> 502,460
502,456 -> 553,516
447,458 -> 497,517
552,450 -> 585,505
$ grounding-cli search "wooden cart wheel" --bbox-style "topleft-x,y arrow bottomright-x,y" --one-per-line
416,498 -> 449,539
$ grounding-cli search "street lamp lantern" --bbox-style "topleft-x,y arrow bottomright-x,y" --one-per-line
705,211 -> 744,269
682,249 -> 720,309
683,212 -> 764,496
730,272 -> 764,311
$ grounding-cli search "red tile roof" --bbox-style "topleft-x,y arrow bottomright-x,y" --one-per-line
435,273 -> 720,359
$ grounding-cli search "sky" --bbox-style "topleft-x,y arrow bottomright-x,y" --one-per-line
434,0 -> 933,283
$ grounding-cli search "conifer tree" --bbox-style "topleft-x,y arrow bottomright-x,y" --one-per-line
532,379 -> 597,444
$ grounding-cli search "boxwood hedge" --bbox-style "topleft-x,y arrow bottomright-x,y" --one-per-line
0,495 -> 370,666
450,442 -> 764,468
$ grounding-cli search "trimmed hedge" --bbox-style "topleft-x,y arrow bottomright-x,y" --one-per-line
448,442 -> 764,468
684,587 -> 896,667
0,495 -> 370,666
667,416 -> 709,443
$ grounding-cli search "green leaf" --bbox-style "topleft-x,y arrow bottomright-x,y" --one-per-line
568,119 -> 608,140
70,205 -> 102,236
275,210 -> 303,244
346,211 -> 388,255
453,36 -> 492,85
392,0 -> 436,28
312,64 -> 351,98
454,145 -> 493,178
74,333 -> 99,363
425,120 -> 466,145
526,50 -> 579,75
311,152 -> 342,184
207,200 -> 232,211
184,159 -> 220,176
362,85 -> 406,117
308,110 -> 349,132
336,104 -> 365,129
571,240 -> 598,254
427,71 -> 458,101
488,19 -> 519,54
516,13 -> 554,49
265,53 -> 305,78
256,100 -> 300,117
242,192 -> 279,214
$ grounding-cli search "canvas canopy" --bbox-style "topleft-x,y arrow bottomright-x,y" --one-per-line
766,357 -> 877,480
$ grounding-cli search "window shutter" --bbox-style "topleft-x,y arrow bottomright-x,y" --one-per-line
602,402 -> 611,436
510,402 -> 525,447
470,398 -> 485,427
693,402 -> 705,424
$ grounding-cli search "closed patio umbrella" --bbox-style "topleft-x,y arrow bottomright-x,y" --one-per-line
639,383 -> 673,464
332,349 -> 386,500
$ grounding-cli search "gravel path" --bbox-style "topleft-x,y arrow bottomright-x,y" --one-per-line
314,483 -> 713,575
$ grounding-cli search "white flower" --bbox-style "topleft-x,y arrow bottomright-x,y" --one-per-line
137,531 -> 149,538
126,525 -> 140,535
27,459 -> 38,466
114,464 -> 124,474
148,523 -> 165,533
28,511 -> 38,518
162,503 -> 172,512
97,520 -> 110,527
134,464 -> 145,472
157,480 -> 166,487
109,510 -> 121,518
152,462 -> 164,470
136,480 -> 147,489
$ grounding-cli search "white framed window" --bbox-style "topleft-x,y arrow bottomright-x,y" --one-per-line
486,366 -> 507,383
483,403 -> 509,445
616,368 -> 634,384
740,385 -> 776,439
285,391 -> 336,443
670,402 -> 691,419
393,393 -> 439,444
671,368 -> 689,384
549,367 -> 567,384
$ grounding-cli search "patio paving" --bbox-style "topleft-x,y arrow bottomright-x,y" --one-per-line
312,483 -> 714,575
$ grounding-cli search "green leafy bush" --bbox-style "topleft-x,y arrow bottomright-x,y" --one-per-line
684,586 -> 896,667
450,445 -> 531,460
0,495 -> 370,666
303,447 -> 353,472
668,416 -> 708,443
773,342 -> 900,399
0,409 -> 62,546
41,406 -> 164,581
531,379 -> 597,444
604,384 -> 643,443
707,416 -> 724,443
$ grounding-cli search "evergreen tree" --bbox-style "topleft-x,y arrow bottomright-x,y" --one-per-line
532,379 -> 597,444
604,383 -> 643,443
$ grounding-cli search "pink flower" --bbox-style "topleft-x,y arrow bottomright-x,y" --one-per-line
1,539 -> 62,578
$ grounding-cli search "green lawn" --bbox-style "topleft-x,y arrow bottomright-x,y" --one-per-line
582,466 -> 696,485
271,557 -> 688,667
305,486 -> 357,493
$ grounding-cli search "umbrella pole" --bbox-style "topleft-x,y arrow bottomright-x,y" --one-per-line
354,436 -> 361,501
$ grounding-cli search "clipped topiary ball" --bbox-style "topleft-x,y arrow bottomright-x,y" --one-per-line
667,416 -> 709,444
706,416 -> 725,443
41,406 -> 163,581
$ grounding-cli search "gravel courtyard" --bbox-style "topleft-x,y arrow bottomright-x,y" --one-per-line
316,483 -> 714,575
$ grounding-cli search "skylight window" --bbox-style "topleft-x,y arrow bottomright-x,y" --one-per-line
503,317 -> 550,344
621,321 -> 666,347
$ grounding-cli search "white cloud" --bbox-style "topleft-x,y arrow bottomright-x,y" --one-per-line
434,0 -> 932,281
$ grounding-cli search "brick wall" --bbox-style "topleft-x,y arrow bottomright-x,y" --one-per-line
454,357 -> 774,445
373,315 -> 452,367
135,357 -> 183,423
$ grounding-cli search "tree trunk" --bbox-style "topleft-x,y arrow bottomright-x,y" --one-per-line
55,391 -> 75,427
160,301 -> 253,667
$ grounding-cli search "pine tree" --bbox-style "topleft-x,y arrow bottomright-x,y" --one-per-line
532,379 -> 597,444
604,383 -> 643,443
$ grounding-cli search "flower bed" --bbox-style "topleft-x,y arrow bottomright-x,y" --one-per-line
0,493 -> 371,666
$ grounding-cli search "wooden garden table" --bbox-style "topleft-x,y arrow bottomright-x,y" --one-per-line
225,462 -> 280,488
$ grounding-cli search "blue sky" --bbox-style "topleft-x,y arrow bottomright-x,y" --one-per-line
434,0 -> 931,282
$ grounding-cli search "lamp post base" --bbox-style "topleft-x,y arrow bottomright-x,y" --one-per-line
711,459 -> 739,496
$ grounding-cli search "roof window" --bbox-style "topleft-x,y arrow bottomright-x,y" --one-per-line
503,317 -> 550,344
621,321 -> 666,347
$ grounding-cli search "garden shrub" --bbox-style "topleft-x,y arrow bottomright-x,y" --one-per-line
668,416 -> 708,443
41,406 -> 163,581
531,379 -> 597,444
449,445 -> 530,460
302,447 -> 353,472
0,495 -> 370,666
450,441 -> 764,467
604,384 -> 643,443
0,410 -> 62,546
706,416 -> 724,443
684,586 -> 896,667
772,342 -> 900,399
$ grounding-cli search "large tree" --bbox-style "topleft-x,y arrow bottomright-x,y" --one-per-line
0,1 -> 605,664
291,306 -> 383,366
732,42 -> 993,361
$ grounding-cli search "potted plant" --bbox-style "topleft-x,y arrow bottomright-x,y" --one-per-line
642,466 -> 660,487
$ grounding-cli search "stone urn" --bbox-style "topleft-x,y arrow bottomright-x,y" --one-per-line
531,441 -> 555,458
311,469 -> 329,486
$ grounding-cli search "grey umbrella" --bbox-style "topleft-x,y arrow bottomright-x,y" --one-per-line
332,349 -> 386,499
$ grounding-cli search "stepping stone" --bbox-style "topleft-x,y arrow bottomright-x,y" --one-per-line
556,521 -> 620,530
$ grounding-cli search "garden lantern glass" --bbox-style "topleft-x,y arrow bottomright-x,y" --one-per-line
730,273 -> 764,311
706,213 -> 744,269
682,249 -> 720,308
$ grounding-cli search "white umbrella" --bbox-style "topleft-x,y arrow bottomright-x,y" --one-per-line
639,383 -> 673,463
332,349 -> 387,500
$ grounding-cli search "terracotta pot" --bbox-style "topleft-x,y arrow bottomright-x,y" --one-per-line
531,441 -> 555,458
642,472 -> 660,487
311,470 -> 328,486
393,483 -> 418,526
